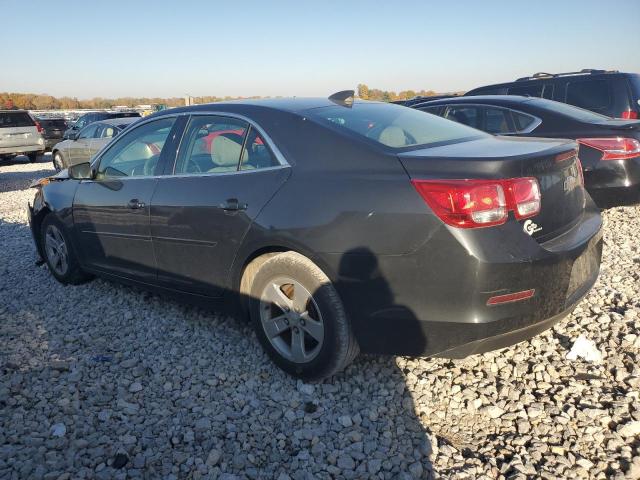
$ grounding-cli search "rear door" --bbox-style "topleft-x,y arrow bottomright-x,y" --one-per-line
0,111 -> 39,149
73,117 -> 180,281
150,114 -> 290,297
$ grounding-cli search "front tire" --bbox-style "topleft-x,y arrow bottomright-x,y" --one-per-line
249,251 -> 358,381
52,151 -> 65,171
40,215 -> 91,285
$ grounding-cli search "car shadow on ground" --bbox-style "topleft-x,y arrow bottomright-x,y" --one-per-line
1,215 -> 439,478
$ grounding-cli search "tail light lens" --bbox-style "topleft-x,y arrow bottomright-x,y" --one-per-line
621,110 -> 639,119
412,177 -> 541,229
578,137 -> 640,160
35,121 -> 43,134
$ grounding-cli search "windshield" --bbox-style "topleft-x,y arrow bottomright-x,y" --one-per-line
527,98 -> 612,122
305,102 -> 486,149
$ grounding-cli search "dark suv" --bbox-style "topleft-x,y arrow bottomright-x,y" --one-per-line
465,69 -> 640,119
64,111 -> 140,139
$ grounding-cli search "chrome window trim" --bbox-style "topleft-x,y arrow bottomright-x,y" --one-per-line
89,110 -> 290,180
439,103 -> 542,134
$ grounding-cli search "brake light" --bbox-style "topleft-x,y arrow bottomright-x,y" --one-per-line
578,137 -> 640,160
411,177 -> 541,229
621,110 -> 638,119
35,121 -> 43,134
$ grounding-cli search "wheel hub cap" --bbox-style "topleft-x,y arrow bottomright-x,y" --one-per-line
259,276 -> 325,364
44,224 -> 68,276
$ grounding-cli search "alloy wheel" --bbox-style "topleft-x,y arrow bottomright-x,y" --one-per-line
259,276 -> 325,363
44,224 -> 69,276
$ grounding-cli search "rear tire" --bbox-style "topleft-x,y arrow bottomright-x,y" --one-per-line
27,152 -> 39,163
249,251 -> 359,381
52,151 -> 65,172
40,214 -> 92,285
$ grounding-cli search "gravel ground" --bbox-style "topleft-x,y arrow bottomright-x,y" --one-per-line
1,157 -> 639,480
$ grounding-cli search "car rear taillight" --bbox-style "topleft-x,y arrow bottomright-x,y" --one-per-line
621,110 -> 639,119
578,137 -> 640,160
35,121 -> 43,133
411,177 -> 541,229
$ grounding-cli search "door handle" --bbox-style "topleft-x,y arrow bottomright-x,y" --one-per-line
220,198 -> 248,211
127,199 -> 146,210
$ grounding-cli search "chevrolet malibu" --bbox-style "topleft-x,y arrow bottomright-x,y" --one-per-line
28,94 -> 603,380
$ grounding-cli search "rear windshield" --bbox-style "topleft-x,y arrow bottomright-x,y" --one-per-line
39,119 -> 67,128
114,112 -> 141,118
527,98 -> 611,122
305,102 -> 486,149
0,111 -> 35,128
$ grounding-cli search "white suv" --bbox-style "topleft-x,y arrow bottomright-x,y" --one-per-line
0,110 -> 45,162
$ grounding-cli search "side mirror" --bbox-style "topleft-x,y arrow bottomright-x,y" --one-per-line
69,131 -> 80,141
68,162 -> 93,180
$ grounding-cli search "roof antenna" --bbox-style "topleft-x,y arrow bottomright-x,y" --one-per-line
329,90 -> 355,107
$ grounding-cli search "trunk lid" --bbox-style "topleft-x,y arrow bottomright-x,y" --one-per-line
398,136 -> 585,242
0,111 -> 39,148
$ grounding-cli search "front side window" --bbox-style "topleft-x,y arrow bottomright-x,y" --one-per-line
174,116 -> 248,174
97,117 -> 176,178
101,126 -> 117,138
483,107 -> 512,134
78,124 -> 99,139
417,106 -> 443,115
566,79 -> 611,110
306,102 -> 485,149
444,106 -> 480,129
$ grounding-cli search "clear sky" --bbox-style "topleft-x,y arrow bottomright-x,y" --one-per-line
2,0 -> 639,99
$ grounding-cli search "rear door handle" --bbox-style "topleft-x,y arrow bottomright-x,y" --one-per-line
220,198 -> 248,211
127,199 -> 145,209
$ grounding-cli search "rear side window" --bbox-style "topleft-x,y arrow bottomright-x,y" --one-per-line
508,84 -> 543,97
0,112 -> 35,128
174,116 -> 248,174
240,128 -> 278,171
444,106 -> 481,129
483,107 -> 512,134
566,80 -> 611,111
306,103 -> 486,149
511,111 -> 538,132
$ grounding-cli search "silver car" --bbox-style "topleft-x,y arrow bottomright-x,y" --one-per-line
0,110 -> 45,162
51,117 -> 139,171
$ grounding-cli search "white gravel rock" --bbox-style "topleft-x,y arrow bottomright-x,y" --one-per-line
1,158 -> 640,479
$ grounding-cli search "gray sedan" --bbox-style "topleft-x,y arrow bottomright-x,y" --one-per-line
51,117 -> 139,171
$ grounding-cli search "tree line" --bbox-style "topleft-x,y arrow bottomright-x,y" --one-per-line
357,84 -> 461,102
1,85 -> 456,110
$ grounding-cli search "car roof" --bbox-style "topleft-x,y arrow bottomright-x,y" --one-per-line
413,95 -> 533,108
153,98 -> 386,118
467,71 -> 638,92
100,117 -> 139,126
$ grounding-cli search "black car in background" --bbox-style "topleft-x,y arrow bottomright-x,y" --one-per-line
28,96 -> 602,380
37,118 -> 68,151
412,95 -> 640,208
465,69 -> 640,119
64,111 -> 141,139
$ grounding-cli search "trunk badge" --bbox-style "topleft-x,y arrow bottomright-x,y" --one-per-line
523,219 -> 542,235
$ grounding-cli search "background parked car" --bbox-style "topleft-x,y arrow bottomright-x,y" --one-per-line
52,117 -> 138,171
63,111 -> 141,139
412,95 -> 640,209
0,110 -> 45,162
465,69 -> 640,119
37,118 -> 67,151
29,97 -> 602,380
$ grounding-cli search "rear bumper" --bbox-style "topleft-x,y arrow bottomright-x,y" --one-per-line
586,157 -> 640,208
0,144 -> 44,155
327,207 -> 603,357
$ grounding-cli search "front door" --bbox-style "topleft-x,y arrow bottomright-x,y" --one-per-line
73,117 -> 178,282
69,124 -> 99,166
150,115 -> 289,297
